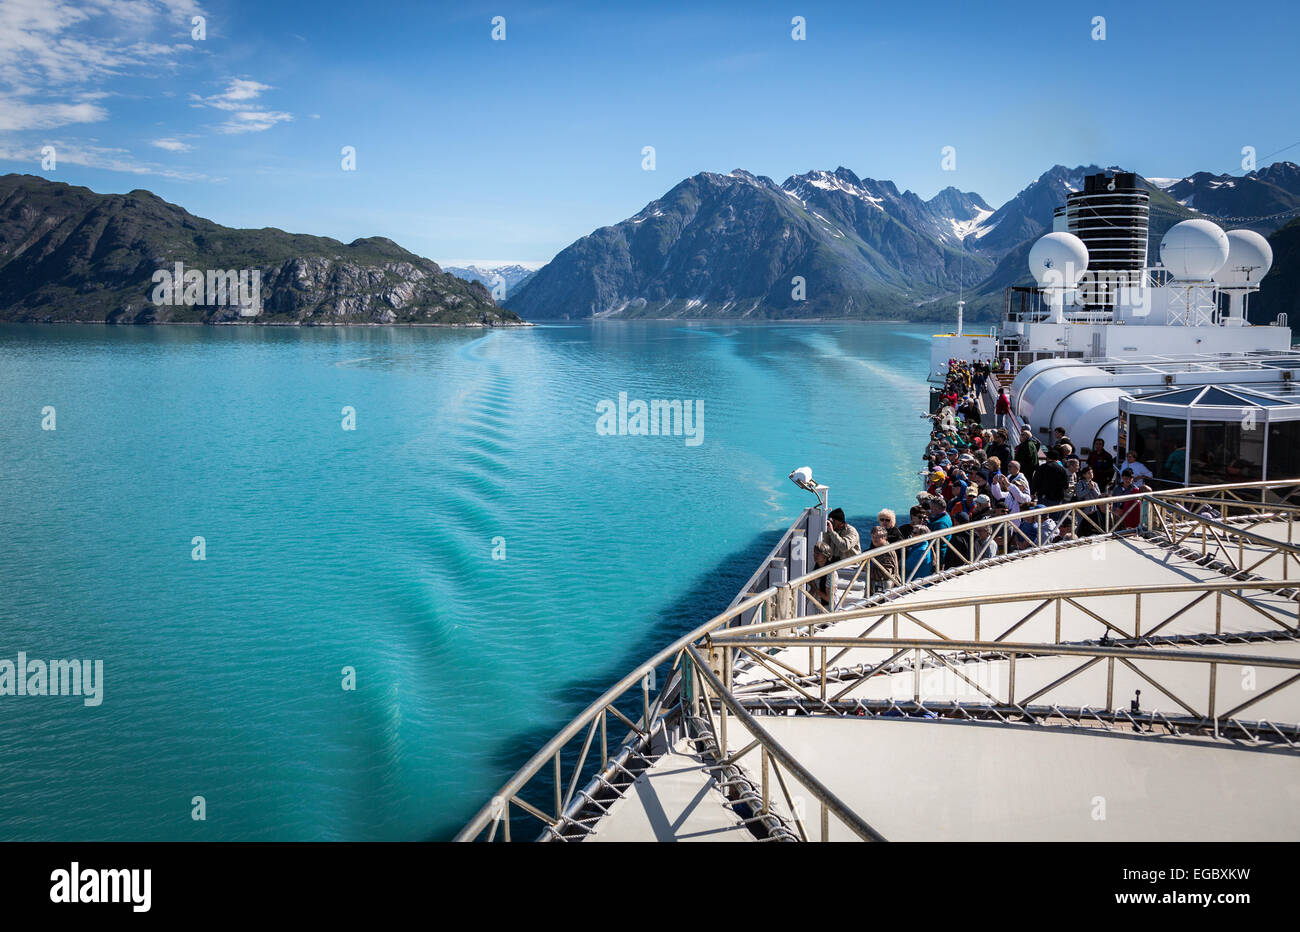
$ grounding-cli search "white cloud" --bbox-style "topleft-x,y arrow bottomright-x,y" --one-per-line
191,78 -> 293,134
0,139 -> 215,181
0,0 -> 205,130
193,78 -> 271,111
214,110 -> 293,134
0,0 -> 203,88
151,137 -> 191,151
0,98 -> 108,131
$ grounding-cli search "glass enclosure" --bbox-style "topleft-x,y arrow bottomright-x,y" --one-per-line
1128,414 -> 1188,486
1268,422 -> 1300,480
1188,422 -> 1264,484
1121,386 -> 1300,487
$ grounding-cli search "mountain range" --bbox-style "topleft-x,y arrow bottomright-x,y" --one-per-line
508,162 -> 1300,324
0,174 -> 521,326
5,164 -> 1296,330
441,263 -> 538,299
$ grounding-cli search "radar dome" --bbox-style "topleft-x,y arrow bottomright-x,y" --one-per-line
1214,229 -> 1273,285
1028,233 -> 1089,287
1159,219 -> 1229,280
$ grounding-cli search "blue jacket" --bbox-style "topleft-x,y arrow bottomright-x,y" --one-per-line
927,512 -> 952,563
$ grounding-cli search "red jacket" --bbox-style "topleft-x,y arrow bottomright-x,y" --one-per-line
996,393 -> 1011,414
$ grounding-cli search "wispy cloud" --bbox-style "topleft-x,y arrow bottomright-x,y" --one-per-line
192,78 -> 271,111
190,77 -> 293,134
0,0 -> 202,90
151,137 -> 192,152
0,139 -> 215,181
0,98 -> 108,132
0,0 -> 204,135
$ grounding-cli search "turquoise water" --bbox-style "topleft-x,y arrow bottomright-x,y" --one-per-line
0,321 -> 930,840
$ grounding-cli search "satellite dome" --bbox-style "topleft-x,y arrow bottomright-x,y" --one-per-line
1028,233 -> 1089,287
1213,229 -> 1273,285
1159,219 -> 1229,280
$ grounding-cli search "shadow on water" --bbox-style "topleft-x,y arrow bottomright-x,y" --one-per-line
423,511 -> 880,841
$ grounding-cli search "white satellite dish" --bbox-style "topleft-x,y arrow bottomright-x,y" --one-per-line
1213,229 -> 1273,285
1028,233 -> 1089,287
1159,219 -> 1229,281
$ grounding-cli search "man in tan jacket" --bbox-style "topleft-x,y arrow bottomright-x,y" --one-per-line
820,507 -> 862,561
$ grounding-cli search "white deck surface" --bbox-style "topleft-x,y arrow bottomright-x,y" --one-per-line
586,738 -> 755,842
589,520 -> 1300,841
723,715 -> 1300,841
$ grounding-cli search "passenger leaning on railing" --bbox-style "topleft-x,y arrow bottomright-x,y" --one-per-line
904,523 -> 935,580
972,522 -> 999,561
809,543 -> 833,606
927,495 -> 953,564
1110,470 -> 1144,529
946,513 -> 972,568
1072,465 -> 1103,535
1013,502 -> 1059,550
867,525 -> 899,594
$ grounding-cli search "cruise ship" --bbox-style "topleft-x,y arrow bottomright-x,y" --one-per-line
457,171 -> 1300,842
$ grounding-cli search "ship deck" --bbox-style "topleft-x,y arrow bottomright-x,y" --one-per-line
457,480 -> 1300,843
570,519 -> 1300,842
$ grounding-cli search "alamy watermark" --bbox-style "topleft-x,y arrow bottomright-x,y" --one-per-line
595,391 -> 703,446
889,661 -> 1001,701
0,652 -> 103,706
151,261 -> 262,317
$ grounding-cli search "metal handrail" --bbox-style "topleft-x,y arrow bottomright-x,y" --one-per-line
710,579 -> 1300,643
455,478 -> 1300,842
700,636 -> 1300,735
685,644 -> 886,842
791,480 -> 1300,612
710,636 -> 1300,671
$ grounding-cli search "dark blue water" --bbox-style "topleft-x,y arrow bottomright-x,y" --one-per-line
0,321 -> 931,839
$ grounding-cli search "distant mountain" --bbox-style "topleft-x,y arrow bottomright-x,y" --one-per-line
509,161 -> 1300,324
969,164 -> 1101,255
444,263 -> 537,298
1254,218 -> 1300,326
1160,165 -> 1300,232
0,174 -> 522,326
507,168 -> 994,321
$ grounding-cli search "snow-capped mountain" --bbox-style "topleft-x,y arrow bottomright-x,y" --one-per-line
969,164 -> 1101,256
779,168 -> 996,249
443,263 -> 539,297
507,162 -> 1300,323
1160,165 -> 1300,227
507,167 -> 997,321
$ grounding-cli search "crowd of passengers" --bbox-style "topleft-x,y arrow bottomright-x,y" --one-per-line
808,359 -> 1156,605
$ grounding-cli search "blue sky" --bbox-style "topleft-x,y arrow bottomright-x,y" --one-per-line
1,0 -> 1297,265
